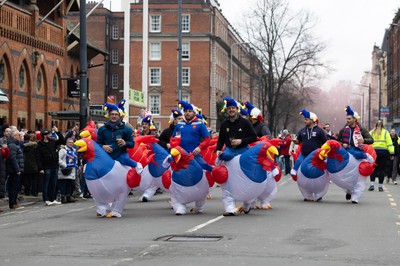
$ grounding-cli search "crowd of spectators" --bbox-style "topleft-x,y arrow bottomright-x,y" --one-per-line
0,123 -> 89,212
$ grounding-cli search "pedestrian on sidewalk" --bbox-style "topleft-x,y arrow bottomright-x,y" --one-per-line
386,129 -> 399,185
58,138 -> 79,203
22,133 -> 39,197
6,130 -> 24,209
35,128 -> 64,206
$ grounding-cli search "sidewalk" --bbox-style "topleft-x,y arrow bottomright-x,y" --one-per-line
0,194 -> 43,211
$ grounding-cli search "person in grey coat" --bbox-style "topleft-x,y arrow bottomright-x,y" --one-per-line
7,130 -> 24,209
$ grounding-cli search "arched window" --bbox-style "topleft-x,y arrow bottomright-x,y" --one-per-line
53,71 -> 59,95
0,59 -> 5,84
18,64 -> 26,90
37,68 -> 43,93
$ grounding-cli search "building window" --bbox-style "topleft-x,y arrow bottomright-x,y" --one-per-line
182,15 -> 190,33
0,60 -> 5,84
182,67 -> 190,86
149,68 -> 161,85
182,42 -> 190,60
150,15 -> 161,33
181,94 -> 190,103
149,94 -> 160,115
53,72 -> 59,95
36,69 -> 43,93
112,25 -> 119,40
111,49 -> 118,64
18,64 -> 26,90
111,74 -> 118,89
150,42 -> 161,60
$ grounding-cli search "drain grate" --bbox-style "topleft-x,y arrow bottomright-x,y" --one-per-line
155,234 -> 223,242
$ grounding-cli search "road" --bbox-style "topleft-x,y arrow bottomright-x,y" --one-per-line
1,176 -> 399,266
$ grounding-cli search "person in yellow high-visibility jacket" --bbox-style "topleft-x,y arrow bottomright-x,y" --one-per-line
387,129 -> 400,185
369,120 -> 395,191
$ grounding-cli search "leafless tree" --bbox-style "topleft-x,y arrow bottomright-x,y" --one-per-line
242,0 -> 329,133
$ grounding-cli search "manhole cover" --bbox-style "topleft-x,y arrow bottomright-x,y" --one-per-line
156,234 -> 223,242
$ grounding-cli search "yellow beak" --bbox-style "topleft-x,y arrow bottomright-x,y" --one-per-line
74,139 -> 87,153
319,143 -> 331,160
79,130 -> 92,139
170,148 -> 181,163
267,145 -> 279,161
319,150 -> 327,160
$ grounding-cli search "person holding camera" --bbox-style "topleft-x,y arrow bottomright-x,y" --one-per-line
58,138 -> 79,203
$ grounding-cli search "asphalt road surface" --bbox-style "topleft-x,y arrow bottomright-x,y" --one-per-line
1,176 -> 399,266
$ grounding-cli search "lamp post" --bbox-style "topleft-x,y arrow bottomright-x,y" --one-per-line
356,84 -> 372,129
352,92 -> 364,123
79,0 -> 88,130
365,70 -> 382,120
230,42 -> 249,98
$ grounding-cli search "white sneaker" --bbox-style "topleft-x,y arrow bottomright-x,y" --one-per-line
45,201 -> 54,206
290,169 -> 297,176
52,200 -> 62,205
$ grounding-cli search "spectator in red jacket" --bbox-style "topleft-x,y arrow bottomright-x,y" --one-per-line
279,129 -> 292,175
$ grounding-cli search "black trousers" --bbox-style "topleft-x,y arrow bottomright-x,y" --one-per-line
370,153 -> 389,184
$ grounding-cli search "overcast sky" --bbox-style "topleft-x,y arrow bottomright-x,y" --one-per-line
100,0 -> 399,89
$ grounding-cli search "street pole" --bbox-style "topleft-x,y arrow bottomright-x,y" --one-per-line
123,0 -> 130,122
368,83 -> 371,130
352,92 -> 364,125
142,0 -> 149,109
378,67 -> 381,120
177,0 -> 182,101
79,0 -> 88,130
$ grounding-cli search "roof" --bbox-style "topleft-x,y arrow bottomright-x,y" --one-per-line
66,22 -> 108,60
48,106 -> 108,121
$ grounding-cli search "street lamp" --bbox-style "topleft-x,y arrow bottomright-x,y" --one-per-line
351,92 -> 364,123
230,42 -> 249,98
356,84 -> 371,129
365,70 -> 381,120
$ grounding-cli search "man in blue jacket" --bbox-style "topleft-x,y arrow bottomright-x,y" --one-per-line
97,103 -> 143,173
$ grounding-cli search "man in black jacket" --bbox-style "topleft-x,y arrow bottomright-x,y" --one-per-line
158,109 -> 183,150
291,109 -> 327,176
216,97 -> 257,161
245,101 -> 271,137
7,130 -> 24,209
35,128 -> 64,206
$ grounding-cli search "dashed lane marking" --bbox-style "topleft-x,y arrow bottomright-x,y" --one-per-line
186,216 -> 224,233
185,177 -> 292,233
384,185 -> 400,237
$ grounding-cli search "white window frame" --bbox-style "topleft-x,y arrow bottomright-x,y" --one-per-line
149,94 -> 161,115
150,15 -> 161,33
181,94 -> 190,103
182,14 -> 190,33
182,42 -> 190,60
111,74 -> 118,89
149,68 -> 161,86
182,67 -> 190,86
111,49 -> 118,64
112,25 -> 119,40
149,42 -> 161,61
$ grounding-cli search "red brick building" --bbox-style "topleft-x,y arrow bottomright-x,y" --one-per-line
0,0 -> 105,131
75,0 -> 263,131
130,0 -> 263,131
387,10 -> 400,128
68,1 -> 125,106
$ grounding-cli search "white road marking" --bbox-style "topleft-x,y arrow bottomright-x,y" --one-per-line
186,178 -> 291,233
186,216 -> 224,233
